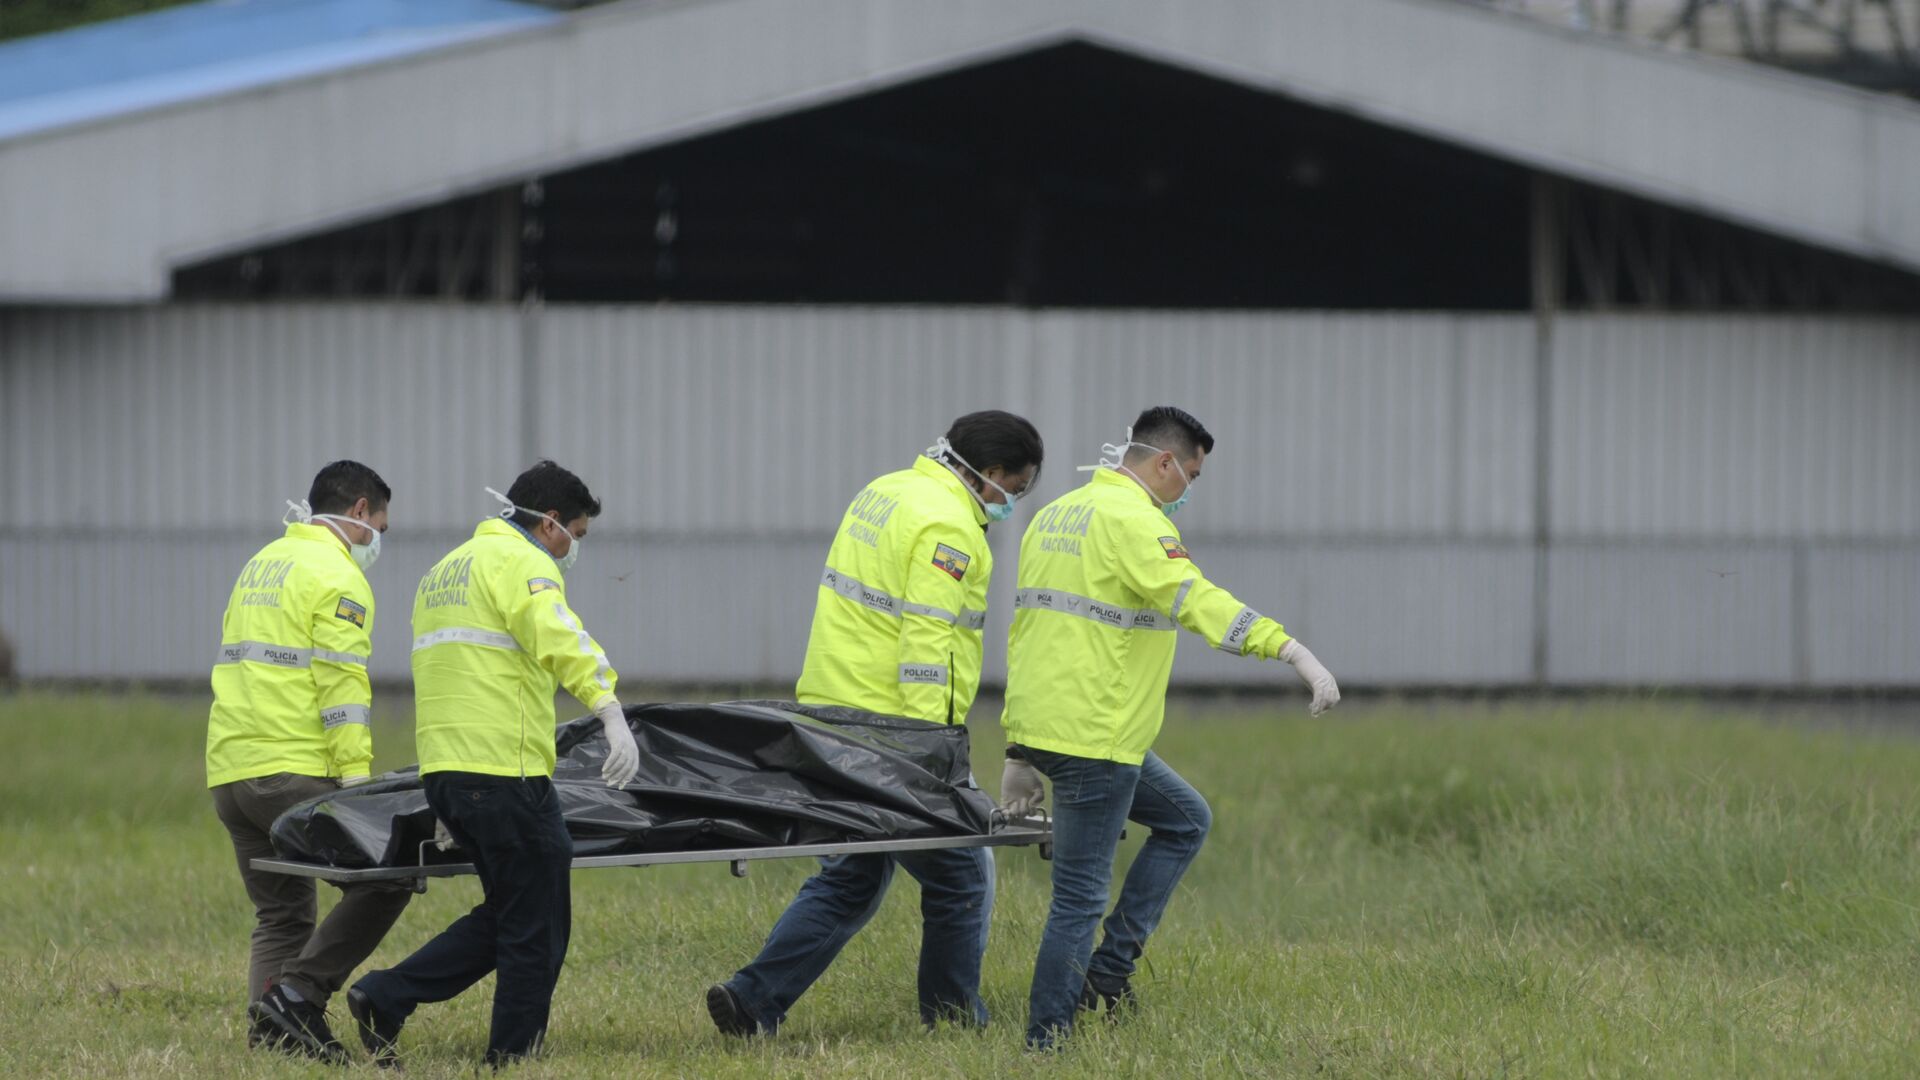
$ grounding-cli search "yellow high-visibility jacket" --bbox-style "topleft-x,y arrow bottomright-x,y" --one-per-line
1002,467 -> 1292,764
797,455 -> 992,724
411,518 -> 618,778
207,523 -> 376,786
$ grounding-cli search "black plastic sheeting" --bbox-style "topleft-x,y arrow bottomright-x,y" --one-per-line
269,701 -> 996,870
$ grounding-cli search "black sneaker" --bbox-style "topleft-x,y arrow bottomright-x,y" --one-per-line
249,984 -> 349,1064
247,1008 -> 278,1050
705,983 -> 759,1038
1076,974 -> 1137,1022
347,984 -> 404,1068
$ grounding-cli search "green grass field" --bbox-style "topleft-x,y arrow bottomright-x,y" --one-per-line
5,691 -> 1920,1077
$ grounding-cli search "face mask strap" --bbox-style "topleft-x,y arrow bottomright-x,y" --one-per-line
1079,427 -> 1190,511
485,487 -> 576,558
1079,426 -> 1141,474
930,436 -> 1018,515
311,512 -> 375,548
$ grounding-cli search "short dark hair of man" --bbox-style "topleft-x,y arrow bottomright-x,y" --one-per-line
308,460 -> 391,516
1126,406 -> 1215,462
942,410 -> 1045,476
506,460 -> 603,529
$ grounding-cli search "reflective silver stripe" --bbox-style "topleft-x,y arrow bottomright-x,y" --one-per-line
899,663 -> 950,685
821,565 -> 902,618
1216,606 -> 1261,655
1012,589 -> 1174,632
822,565 -> 986,631
903,601 -> 959,624
554,604 -> 614,692
1170,579 -> 1195,621
313,648 -> 370,667
321,703 -> 371,729
214,641 -> 311,668
903,602 -> 988,632
412,628 -> 521,652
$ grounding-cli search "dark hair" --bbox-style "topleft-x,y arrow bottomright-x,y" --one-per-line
941,410 -> 1044,477
307,460 -> 391,516
1127,406 -> 1215,461
505,460 -> 602,529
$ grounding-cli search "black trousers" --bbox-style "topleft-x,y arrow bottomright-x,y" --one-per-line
355,772 -> 573,1062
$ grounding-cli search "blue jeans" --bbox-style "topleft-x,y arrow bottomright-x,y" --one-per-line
354,773 -> 573,1063
723,845 -> 995,1031
1023,748 -> 1212,1049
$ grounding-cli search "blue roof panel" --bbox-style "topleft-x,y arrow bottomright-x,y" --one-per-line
0,0 -> 558,141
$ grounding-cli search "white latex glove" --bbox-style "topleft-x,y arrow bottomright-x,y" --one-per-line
999,758 -> 1046,817
433,818 -> 458,852
339,774 -> 371,787
597,698 -> 641,788
1280,639 -> 1341,717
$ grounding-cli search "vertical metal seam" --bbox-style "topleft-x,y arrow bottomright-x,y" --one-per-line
1531,174 -> 1562,685
1791,542 -> 1811,686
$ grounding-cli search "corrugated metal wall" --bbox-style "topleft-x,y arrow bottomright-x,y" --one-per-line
2,303 -> 1915,688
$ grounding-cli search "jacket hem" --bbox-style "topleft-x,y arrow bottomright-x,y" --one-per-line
206,763 -> 331,788
1000,730 -> 1147,766
418,761 -> 552,778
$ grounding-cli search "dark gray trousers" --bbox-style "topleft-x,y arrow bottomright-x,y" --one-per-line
211,772 -> 413,1006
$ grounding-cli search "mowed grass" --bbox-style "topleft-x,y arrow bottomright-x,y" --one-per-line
6,693 -> 1920,1077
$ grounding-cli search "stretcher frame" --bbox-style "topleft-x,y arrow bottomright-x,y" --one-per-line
252,819 -> 1054,890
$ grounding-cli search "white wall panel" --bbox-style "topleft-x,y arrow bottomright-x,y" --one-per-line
1807,548 -> 1920,686
1,304 -> 1915,687
1165,541 -> 1537,686
1553,317 -> 1920,540
533,306 -> 1027,534
1547,545 -> 1796,684
1062,313 -> 1535,540
0,304 -> 524,532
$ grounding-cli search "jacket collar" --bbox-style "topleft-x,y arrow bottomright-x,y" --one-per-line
475,515 -> 539,545
285,521 -> 354,564
914,454 -> 990,528
1091,464 -> 1158,508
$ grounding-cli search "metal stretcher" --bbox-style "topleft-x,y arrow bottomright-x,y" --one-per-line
252,819 -> 1055,889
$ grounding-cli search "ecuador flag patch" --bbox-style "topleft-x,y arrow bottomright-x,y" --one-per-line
1158,536 -> 1190,560
931,543 -> 972,581
334,597 -> 367,628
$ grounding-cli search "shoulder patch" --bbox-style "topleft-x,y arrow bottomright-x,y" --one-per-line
528,577 -> 562,595
931,543 -> 972,581
334,597 -> 368,628
1159,536 -> 1190,560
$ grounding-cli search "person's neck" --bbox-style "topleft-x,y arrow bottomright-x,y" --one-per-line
1117,461 -> 1161,504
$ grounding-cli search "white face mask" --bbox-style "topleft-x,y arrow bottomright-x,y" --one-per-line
285,499 -> 382,571
485,487 -> 581,572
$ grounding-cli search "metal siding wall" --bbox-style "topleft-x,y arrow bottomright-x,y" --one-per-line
533,306 -> 1029,533
1,304 -> 1915,688
0,532 -> 465,682
1062,313 -> 1535,539
1553,316 -> 1920,540
1807,548 -> 1920,685
1166,540 -> 1536,686
1547,544 -> 1797,684
1,304 -> 524,531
